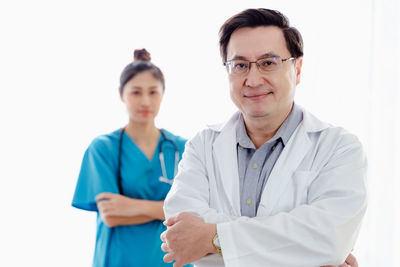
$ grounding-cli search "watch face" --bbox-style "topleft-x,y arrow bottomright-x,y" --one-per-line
213,235 -> 221,248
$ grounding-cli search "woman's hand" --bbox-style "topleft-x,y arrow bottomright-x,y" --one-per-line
95,192 -> 165,227
96,192 -> 144,217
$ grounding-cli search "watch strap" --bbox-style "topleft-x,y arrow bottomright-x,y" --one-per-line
213,234 -> 223,256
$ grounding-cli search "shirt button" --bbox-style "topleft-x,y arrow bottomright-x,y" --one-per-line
246,198 -> 252,206
252,163 -> 258,169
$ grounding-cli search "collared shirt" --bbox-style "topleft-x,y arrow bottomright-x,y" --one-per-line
236,103 -> 303,217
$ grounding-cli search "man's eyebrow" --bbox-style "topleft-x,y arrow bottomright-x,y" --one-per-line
258,52 -> 279,59
229,55 -> 248,61
229,52 -> 279,61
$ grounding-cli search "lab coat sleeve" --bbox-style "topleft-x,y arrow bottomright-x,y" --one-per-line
217,133 -> 367,267
72,136 -> 119,211
164,131 -> 237,223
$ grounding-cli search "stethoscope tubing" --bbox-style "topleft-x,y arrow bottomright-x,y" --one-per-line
158,150 -> 178,185
118,128 -> 179,193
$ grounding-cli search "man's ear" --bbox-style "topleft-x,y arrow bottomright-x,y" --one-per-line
295,57 -> 303,85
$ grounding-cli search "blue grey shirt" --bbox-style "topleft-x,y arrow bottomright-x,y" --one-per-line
236,103 -> 303,217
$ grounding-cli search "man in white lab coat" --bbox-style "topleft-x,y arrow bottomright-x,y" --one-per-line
161,8 -> 366,267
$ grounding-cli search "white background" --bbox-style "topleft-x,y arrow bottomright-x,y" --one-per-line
0,0 -> 399,266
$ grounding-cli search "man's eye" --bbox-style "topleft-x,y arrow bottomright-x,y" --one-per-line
261,59 -> 276,66
132,91 -> 140,95
234,62 -> 248,69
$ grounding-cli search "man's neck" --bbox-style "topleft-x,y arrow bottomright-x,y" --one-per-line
243,104 -> 293,149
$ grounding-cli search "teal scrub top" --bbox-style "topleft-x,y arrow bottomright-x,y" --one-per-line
72,129 -> 192,267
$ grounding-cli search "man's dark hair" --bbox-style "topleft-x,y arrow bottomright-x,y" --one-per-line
219,8 -> 304,62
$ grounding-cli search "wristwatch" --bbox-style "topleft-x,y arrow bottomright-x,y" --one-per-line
212,233 -> 223,256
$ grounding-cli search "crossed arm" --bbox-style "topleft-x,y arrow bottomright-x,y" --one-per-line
160,212 -> 358,267
95,192 -> 164,227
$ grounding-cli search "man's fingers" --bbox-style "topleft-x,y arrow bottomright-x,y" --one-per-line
321,263 -> 351,267
161,243 -> 167,252
164,211 -> 191,226
163,252 -> 175,263
345,253 -> 358,267
160,231 -> 166,242
163,220 -> 172,227
173,261 -> 183,267
164,216 -> 178,226
161,242 -> 169,252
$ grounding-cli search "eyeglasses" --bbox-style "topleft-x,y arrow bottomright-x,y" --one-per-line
223,56 -> 295,75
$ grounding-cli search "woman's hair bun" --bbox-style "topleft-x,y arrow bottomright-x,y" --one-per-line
134,48 -> 151,61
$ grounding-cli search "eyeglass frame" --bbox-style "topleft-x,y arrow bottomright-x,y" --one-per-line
223,56 -> 296,75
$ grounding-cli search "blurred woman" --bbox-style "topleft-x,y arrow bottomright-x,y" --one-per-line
72,49 -> 190,267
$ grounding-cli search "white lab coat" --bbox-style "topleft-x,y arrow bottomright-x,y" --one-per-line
164,107 -> 367,267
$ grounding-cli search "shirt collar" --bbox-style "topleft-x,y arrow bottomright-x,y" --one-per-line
236,114 -> 255,149
236,102 -> 303,149
275,103 -> 303,145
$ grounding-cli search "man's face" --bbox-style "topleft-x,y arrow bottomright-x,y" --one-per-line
226,26 -> 302,120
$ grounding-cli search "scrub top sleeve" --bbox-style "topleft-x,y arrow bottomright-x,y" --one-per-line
72,137 -> 119,211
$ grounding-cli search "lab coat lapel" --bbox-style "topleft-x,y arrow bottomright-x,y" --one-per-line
211,112 -> 241,216
259,123 -> 311,215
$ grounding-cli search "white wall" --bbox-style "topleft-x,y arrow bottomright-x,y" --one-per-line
0,0 -> 398,266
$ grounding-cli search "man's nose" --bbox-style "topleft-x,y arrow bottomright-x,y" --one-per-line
244,62 -> 264,88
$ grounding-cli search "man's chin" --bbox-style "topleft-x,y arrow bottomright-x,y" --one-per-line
244,110 -> 272,119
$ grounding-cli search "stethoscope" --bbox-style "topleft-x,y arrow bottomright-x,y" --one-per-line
117,128 -> 179,194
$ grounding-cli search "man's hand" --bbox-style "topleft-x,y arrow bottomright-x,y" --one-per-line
322,253 -> 358,267
160,212 -> 217,267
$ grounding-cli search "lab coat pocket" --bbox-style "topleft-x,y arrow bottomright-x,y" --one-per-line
268,170 -> 318,215
292,170 -> 318,206
258,171 -> 318,216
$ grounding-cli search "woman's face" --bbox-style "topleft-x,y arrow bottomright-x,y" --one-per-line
121,71 -> 164,124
